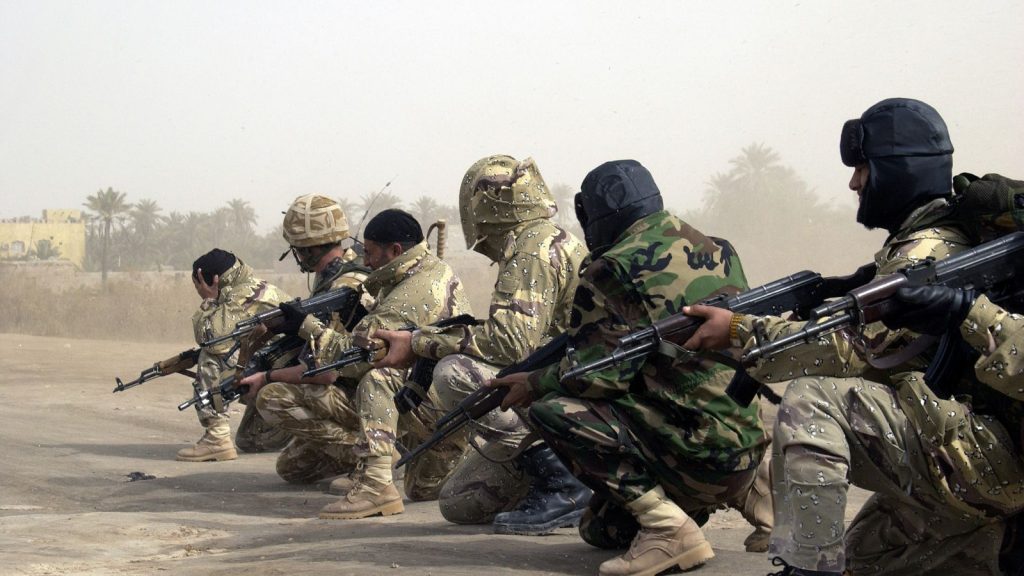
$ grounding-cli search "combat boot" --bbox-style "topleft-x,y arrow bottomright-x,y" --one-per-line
318,479 -> 405,519
492,443 -> 592,535
767,557 -> 842,576
176,423 -> 237,462
598,486 -> 713,576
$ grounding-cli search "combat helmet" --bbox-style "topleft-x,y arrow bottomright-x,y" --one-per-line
459,155 -> 557,256
840,98 -> 954,234
281,194 -> 350,272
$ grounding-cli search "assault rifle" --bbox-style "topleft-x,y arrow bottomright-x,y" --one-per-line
113,347 -> 202,393
178,335 -> 305,412
742,232 -> 1024,399
560,264 -> 877,407
302,313 -> 479,380
200,286 -> 364,348
395,333 -> 569,468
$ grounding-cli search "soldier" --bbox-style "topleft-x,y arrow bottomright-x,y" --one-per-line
683,98 -> 1024,575
256,208 -> 471,519
489,160 -> 770,576
373,155 -> 591,534
238,194 -> 370,485
178,248 -> 292,462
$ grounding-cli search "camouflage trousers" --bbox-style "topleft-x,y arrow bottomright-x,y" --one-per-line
192,349 -> 232,433
357,367 -> 466,501
529,393 -> 760,523
772,375 -> 1024,575
433,355 -> 532,523
255,381 -> 362,484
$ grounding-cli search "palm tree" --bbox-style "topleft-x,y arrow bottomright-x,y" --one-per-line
129,199 -> 164,269
410,195 -> 442,227
225,198 -> 257,237
83,187 -> 130,286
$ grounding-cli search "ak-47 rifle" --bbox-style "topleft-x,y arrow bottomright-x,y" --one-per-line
113,347 -> 203,393
200,285 -> 364,348
395,333 -> 569,468
742,231 -> 1024,398
560,263 -> 878,407
177,335 -> 305,412
302,313 -> 479,380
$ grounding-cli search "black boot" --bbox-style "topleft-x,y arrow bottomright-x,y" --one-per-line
492,444 -> 592,535
767,557 -> 841,576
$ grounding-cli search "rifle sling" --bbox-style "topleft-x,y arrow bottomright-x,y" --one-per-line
864,334 -> 937,370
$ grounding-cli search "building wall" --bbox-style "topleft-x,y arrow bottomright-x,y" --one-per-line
0,217 -> 87,269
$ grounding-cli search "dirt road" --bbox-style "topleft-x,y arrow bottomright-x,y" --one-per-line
0,333 -> 868,576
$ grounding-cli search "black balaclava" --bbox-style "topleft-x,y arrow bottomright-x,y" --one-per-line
576,160 -> 664,257
841,98 -> 954,234
364,208 -> 425,245
192,248 -> 236,284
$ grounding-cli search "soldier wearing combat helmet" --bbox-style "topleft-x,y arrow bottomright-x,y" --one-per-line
238,194 -> 370,485
375,155 -> 591,535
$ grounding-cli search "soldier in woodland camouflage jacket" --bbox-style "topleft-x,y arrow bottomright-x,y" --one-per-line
179,248 -> 292,462
683,99 -> 1024,576
492,160 -> 770,576
373,155 -> 591,534
242,195 -> 370,486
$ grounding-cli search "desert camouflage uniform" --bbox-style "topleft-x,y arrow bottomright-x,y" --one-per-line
733,200 -> 1024,574
410,156 -> 586,522
526,210 -> 768,539
256,249 -> 369,483
191,260 -> 291,449
297,241 -> 472,500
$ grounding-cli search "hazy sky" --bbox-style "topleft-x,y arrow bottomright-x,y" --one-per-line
2,0 -> 1021,230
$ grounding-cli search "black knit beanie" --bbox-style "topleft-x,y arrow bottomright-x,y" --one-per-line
192,248 -> 237,284
364,209 -> 424,244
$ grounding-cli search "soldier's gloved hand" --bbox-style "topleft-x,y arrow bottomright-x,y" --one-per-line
882,285 -> 975,335
267,301 -> 308,336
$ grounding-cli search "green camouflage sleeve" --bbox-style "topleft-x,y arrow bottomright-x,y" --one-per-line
961,294 -> 1024,401
412,251 -> 559,365
531,257 -> 644,399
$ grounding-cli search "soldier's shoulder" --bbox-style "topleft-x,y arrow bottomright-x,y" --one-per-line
877,223 -> 973,274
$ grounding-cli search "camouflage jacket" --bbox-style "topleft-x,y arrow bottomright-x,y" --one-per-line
731,199 -> 973,384
960,294 -> 1024,450
531,210 -> 766,473
411,219 -> 585,366
192,260 -> 292,356
294,248 -> 370,347
305,242 -> 471,381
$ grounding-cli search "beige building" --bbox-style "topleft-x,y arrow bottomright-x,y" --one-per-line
0,209 -> 87,268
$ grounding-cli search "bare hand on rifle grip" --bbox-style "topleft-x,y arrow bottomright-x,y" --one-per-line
372,329 -> 416,369
486,371 -> 534,410
681,305 -> 735,351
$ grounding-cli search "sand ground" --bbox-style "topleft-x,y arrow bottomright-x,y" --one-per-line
0,333 -> 869,576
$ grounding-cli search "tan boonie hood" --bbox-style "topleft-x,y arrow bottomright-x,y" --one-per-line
459,155 -> 557,259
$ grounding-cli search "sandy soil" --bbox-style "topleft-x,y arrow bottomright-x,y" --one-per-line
0,333 -> 869,576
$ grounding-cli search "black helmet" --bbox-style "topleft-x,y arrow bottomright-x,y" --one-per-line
840,98 -> 954,233
576,160 -> 664,257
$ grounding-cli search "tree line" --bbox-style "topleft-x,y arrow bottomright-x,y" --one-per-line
79,144 -> 869,285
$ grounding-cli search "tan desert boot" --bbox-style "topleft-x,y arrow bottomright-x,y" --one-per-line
326,469 -> 362,496
318,480 -> 405,520
598,518 -> 714,576
176,430 -> 238,462
599,485 -> 714,576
